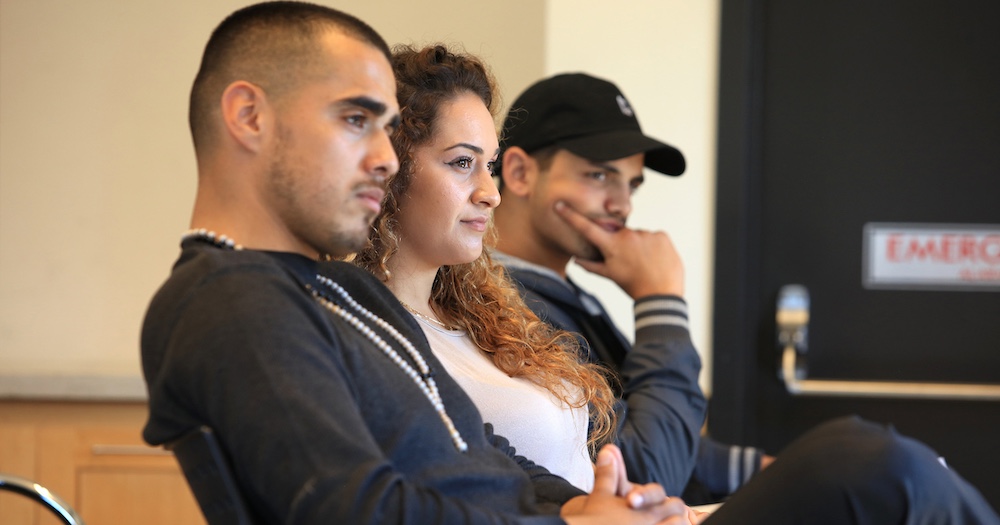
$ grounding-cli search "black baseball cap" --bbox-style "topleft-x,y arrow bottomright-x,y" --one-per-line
501,73 -> 685,176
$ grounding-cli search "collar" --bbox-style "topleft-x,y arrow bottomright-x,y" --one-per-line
492,250 -> 605,316
491,250 -> 574,292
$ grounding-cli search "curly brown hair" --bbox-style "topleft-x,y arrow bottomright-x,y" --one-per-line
352,44 -> 618,454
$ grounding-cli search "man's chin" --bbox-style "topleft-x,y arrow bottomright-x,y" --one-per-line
323,228 -> 370,259
571,242 -> 604,263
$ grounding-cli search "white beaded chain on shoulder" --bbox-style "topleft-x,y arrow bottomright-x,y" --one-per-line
181,230 -> 467,452
308,275 -> 468,452
182,228 -> 244,250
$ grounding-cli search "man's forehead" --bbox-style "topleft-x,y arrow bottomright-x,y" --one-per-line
318,31 -> 393,83
312,36 -> 398,117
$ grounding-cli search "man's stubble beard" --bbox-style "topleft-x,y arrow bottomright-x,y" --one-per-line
537,209 -> 603,264
267,133 -> 373,258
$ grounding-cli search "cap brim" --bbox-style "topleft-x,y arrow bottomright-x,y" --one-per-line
557,130 -> 686,176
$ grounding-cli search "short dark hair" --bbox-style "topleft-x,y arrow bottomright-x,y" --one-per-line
189,1 -> 390,156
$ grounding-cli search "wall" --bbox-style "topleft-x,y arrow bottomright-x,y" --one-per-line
547,0 -> 721,392
0,0 -> 544,385
0,0 -> 718,394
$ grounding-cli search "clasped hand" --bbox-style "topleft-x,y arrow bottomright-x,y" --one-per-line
561,444 -> 707,525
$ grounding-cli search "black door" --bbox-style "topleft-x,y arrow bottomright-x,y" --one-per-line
711,0 -> 1000,508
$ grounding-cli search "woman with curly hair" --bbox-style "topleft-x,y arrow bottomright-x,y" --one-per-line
348,44 -> 1000,525
352,44 -> 619,492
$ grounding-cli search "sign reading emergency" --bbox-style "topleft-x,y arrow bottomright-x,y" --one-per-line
863,223 -> 1000,291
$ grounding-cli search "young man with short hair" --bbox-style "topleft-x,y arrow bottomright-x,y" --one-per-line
493,73 -> 767,502
492,73 -> 999,523
141,4 -> 685,524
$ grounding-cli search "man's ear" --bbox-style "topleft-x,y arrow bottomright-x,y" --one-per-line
220,81 -> 270,153
500,146 -> 535,198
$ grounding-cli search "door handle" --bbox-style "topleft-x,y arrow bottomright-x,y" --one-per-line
776,284 -> 1000,401
91,444 -> 173,456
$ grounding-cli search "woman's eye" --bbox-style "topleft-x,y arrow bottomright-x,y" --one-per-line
449,157 -> 474,169
585,171 -> 607,182
487,161 -> 496,174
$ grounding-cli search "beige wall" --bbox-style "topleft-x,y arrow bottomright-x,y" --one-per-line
547,0 -> 721,392
1,1 -> 718,392
0,0 -> 544,378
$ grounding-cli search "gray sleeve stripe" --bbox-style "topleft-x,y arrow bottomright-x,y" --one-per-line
743,447 -> 757,484
634,298 -> 687,316
635,314 -> 689,331
728,446 -> 741,494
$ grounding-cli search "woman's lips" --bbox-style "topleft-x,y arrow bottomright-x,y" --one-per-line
461,216 -> 489,232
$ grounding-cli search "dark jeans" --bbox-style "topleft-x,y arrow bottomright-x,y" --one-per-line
704,416 -> 999,525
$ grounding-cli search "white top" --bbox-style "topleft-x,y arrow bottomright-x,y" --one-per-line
414,315 -> 595,491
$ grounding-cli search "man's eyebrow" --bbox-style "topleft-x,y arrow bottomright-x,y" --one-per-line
339,96 -> 388,116
338,95 -> 400,130
586,159 -> 644,183
588,160 -> 621,174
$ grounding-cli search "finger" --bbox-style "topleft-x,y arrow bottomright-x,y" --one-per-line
596,443 -> 631,497
627,483 -> 667,509
654,497 -> 693,524
601,443 -> 669,509
590,445 -> 621,496
690,507 -> 712,524
572,257 -> 609,278
554,201 -> 610,248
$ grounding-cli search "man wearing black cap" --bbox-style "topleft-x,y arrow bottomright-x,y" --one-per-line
493,73 -> 770,503
490,72 -> 1000,523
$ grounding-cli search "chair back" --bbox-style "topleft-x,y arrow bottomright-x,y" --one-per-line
167,425 -> 255,525
0,472 -> 86,525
